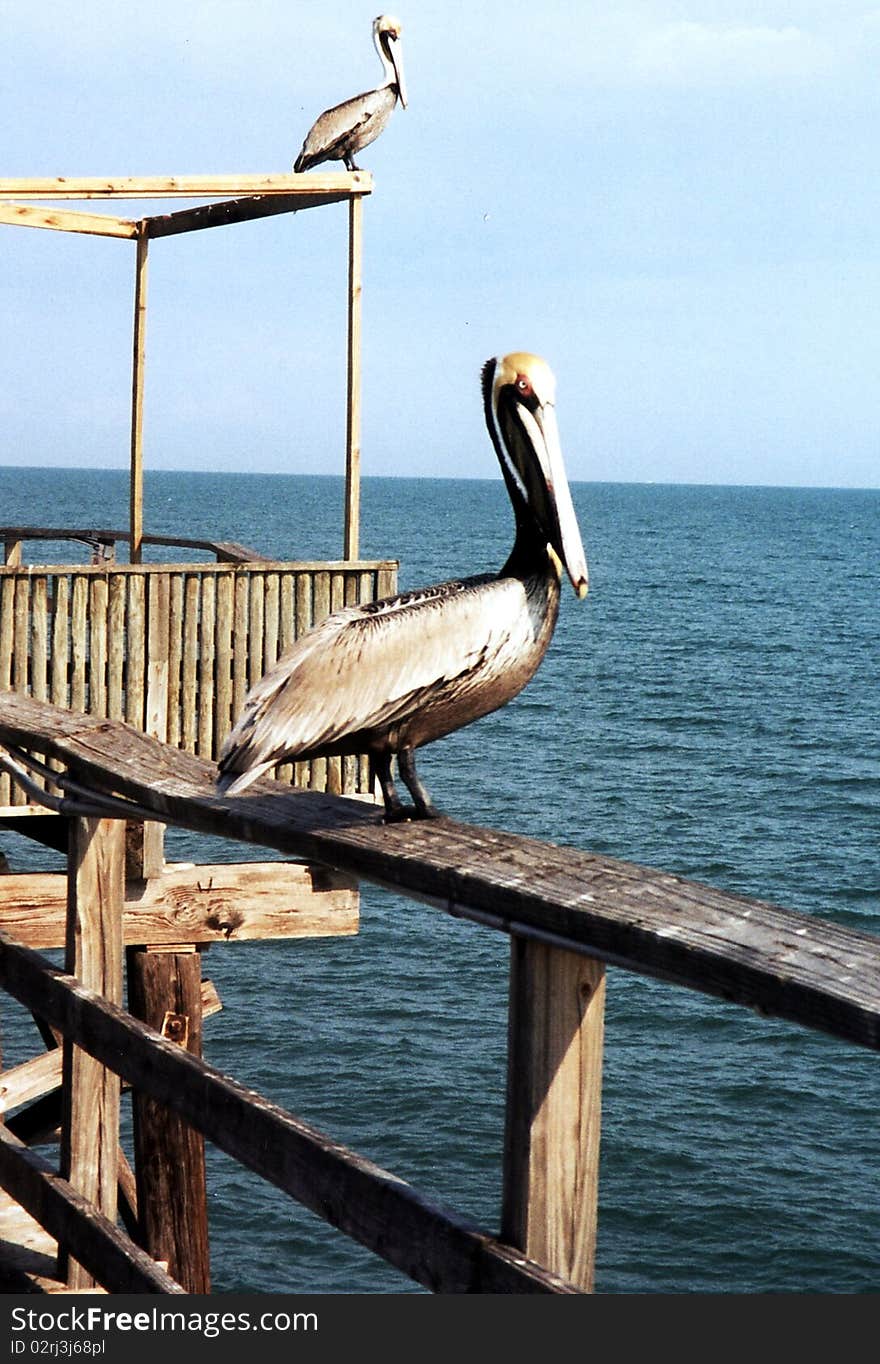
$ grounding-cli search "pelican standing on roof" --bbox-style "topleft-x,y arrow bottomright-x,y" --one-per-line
293,14 -> 407,173
217,353 -> 589,822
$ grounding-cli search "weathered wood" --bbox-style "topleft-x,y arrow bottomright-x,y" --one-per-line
129,228 -> 148,564
0,934 -> 579,1294
143,190 -> 359,238
345,194 -> 363,561
197,575 -> 216,758
0,1126 -> 184,1294
127,946 -> 210,1293
0,1048 -> 63,1116
0,861 -> 358,948
0,694 -> 876,1050
502,939 -> 605,1291
0,527 -> 271,563
0,172 -> 372,199
0,203 -> 138,238
59,817 -> 125,1288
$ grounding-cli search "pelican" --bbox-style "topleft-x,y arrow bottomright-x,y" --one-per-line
217,352 -> 589,821
293,15 -> 407,173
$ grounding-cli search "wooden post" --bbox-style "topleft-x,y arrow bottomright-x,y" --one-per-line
501,937 -> 606,1292
4,538 -> 22,567
344,195 -> 363,561
126,944 -> 211,1293
129,226 -> 149,565
59,817 -> 125,1289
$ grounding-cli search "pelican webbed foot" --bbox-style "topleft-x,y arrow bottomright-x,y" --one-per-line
398,748 -> 442,820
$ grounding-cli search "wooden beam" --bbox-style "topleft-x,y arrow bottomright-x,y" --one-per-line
501,939 -> 605,1291
0,203 -> 137,238
127,946 -> 210,1293
0,1126 -> 184,1294
1,692 -> 879,1050
0,861 -> 358,948
0,1048 -> 62,1116
143,191 -> 355,238
344,194 -> 363,560
0,930 -> 580,1294
59,817 -> 125,1289
0,173 -> 372,200
129,228 -> 148,565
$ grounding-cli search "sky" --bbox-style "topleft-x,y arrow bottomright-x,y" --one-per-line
1,0 -> 879,488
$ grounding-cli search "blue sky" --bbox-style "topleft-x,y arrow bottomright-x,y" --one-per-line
1,0 -> 878,487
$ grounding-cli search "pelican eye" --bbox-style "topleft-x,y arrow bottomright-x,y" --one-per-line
515,375 -> 533,396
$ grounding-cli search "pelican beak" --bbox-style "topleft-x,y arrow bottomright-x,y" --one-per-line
389,35 -> 407,107
528,400 -> 589,598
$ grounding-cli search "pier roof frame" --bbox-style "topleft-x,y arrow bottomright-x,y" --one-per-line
0,173 -> 373,560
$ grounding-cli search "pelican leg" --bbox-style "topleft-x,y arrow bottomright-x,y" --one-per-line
372,751 -> 406,822
343,153 -> 362,171
398,747 -> 441,820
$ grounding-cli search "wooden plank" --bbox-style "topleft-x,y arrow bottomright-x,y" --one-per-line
141,574 -> 169,877
49,575 -> 69,711
293,571 -> 313,788
1,1049 -> 63,1116
231,571 -> 249,724
143,191 -> 355,238
0,862 -> 358,949
0,173 -> 372,199
59,817 -> 125,1289
12,577 -> 29,693
247,572 -> 265,689
181,576 -> 199,753
129,229 -> 148,564
1,693 -> 877,1050
0,935 -> 578,1294
88,576 -> 109,715
4,538 -> 23,567
214,572 -> 234,759
68,577 -> 87,715
125,575 -> 146,728
344,194 -> 363,560
0,202 -> 137,238
107,575 -> 126,721
501,940 -> 605,1292
127,947 -> 210,1293
167,573 -> 184,748
30,578 -> 48,703
263,572 -> 279,674
0,1126 -> 184,1294
197,575 -> 215,758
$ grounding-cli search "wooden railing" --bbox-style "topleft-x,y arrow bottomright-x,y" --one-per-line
0,551 -> 398,807
0,693 -> 878,1294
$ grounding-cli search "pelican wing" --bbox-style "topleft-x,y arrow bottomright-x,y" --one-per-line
295,86 -> 394,170
217,575 -> 530,792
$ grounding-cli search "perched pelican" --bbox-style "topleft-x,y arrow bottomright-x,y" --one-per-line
293,15 -> 407,173
217,353 -> 589,821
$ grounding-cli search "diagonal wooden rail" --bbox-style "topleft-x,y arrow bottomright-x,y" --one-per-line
0,691 -> 877,1051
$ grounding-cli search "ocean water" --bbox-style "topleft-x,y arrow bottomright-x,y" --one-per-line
0,468 -> 877,1294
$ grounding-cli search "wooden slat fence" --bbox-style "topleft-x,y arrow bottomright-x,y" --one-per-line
0,560 -> 397,807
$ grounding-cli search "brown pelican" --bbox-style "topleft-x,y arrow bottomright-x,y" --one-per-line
293,15 -> 407,173
217,352 -> 589,821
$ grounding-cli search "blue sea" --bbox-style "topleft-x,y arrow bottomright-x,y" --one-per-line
1,468 -> 878,1294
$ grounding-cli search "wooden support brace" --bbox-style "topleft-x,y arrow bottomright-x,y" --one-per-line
126,944 -> 211,1294
501,936 -> 606,1292
59,817 -> 125,1289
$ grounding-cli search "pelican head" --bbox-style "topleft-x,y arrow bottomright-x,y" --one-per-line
373,14 -> 407,108
483,352 -> 589,598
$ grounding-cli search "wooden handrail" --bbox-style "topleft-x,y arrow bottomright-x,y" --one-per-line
0,692 -> 877,1052
0,526 -> 271,564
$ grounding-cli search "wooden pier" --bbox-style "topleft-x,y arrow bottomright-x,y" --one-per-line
0,692 -> 878,1293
